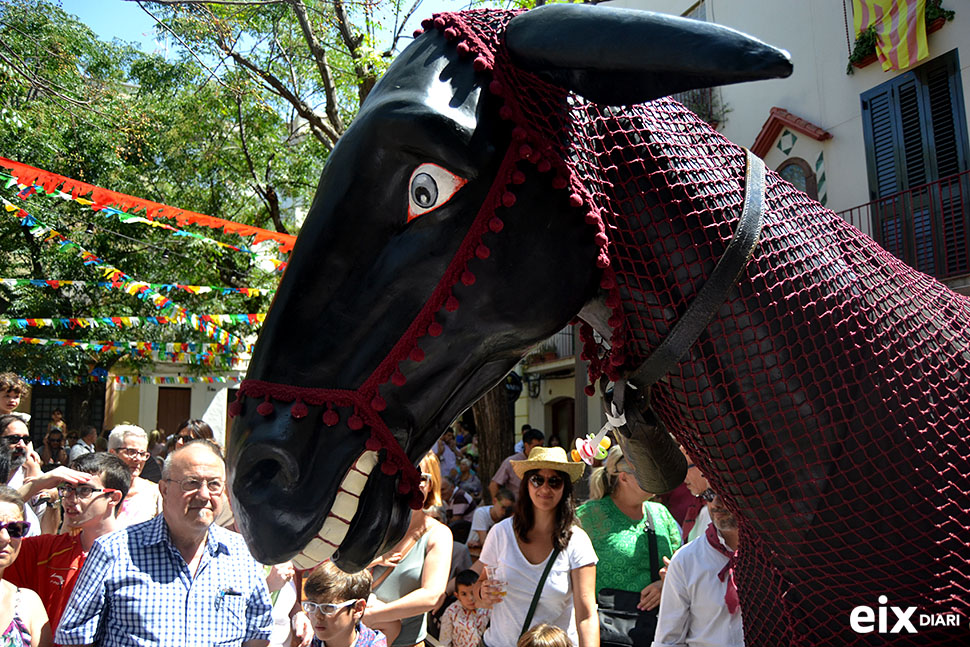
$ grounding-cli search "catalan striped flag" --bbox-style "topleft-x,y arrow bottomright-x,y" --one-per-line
853,0 -> 929,71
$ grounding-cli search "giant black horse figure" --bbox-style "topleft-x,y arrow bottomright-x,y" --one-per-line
228,5 -> 969,645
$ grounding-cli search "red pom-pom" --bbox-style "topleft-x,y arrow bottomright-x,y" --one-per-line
410,490 -> 425,509
511,170 -> 526,185
421,18 -> 434,29
476,244 -> 490,259
600,275 -> 616,289
569,193 -> 584,207
413,28 -> 424,38
323,408 -> 339,427
585,212 -> 600,225
488,217 -> 504,233
585,384 -> 596,397
499,106 -> 513,120
489,80 -> 504,96
371,395 -> 387,411
597,253 -> 611,269
511,127 -> 527,140
410,347 -> 425,362
257,400 -> 274,416
608,314 -> 622,327
473,56 -> 490,71
610,353 -> 626,367
398,481 -> 411,494
502,192 -> 516,208
228,399 -> 242,418
461,270 -> 476,286
392,370 -> 407,386
594,232 -> 608,247
552,176 -> 568,190
518,144 -> 533,159
433,18 -> 446,28
381,460 -> 398,475
429,321 -> 443,337
365,437 -> 382,451
445,296 -> 459,312
605,293 -> 621,308
456,42 -> 470,56
348,414 -> 364,430
537,159 -> 551,173
291,400 -> 308,419
444,27 -> 457,40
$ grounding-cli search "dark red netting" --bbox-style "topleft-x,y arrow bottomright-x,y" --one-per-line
425,9 -> 970,646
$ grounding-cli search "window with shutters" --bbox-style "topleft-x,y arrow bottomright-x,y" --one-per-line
860,49 -> 970,278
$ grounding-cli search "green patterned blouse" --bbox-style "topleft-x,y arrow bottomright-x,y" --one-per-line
575,497 -> 682,594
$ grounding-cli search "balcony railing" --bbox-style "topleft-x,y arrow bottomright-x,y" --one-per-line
837,169 -> 970,280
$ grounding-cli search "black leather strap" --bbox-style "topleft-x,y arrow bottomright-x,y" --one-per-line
629,149 -> 766,388
521,548 -> 561,637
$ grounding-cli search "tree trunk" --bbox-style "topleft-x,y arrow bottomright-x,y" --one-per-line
472,380 -> 513,501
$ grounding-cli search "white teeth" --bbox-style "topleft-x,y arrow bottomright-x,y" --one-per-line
293,450 -> 376,570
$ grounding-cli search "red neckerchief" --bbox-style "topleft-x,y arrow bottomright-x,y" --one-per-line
682,496 -> 705,537
705,523 -> 739,614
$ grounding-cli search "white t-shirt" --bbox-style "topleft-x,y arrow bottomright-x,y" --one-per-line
469,506 -> 497,539
686,505 -> 711,543
479,518 -> 597,647
651,529 -> 744,647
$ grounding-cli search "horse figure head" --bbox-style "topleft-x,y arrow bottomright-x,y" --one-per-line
228,5 -> 791,572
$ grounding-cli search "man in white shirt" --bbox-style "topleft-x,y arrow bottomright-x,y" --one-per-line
466,489 -> 514,556
69,425 -> 98,462
652,493 -> 743,647
436,428 -> 460,481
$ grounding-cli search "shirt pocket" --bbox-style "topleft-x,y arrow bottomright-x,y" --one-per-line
214,594 -> 248,644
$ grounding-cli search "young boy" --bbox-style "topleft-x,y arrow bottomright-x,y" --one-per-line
439,569 -> 490,647
0,372 -> 30,423
303,561 -> 386,647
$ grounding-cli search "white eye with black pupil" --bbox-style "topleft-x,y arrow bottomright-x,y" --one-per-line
407,163 -> 467,222
411,173 -> 438,208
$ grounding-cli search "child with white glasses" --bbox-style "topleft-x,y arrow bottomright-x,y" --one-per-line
303,561 -> 387,647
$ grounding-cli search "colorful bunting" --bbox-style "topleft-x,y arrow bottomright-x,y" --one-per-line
0,157 -> 297,253
21,375 -> 242,386
0,278 -> 273,298
0,313 -> 266,330
1,200 -> 253,353
1,335 -> 246,366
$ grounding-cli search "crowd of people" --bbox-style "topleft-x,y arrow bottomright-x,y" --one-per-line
0,371 -> 741,647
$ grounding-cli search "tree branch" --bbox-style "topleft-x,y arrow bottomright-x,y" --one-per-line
287,0 -> 344,133
391,0 -> 426,54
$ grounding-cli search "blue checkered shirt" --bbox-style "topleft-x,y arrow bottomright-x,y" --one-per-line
55,514 -> 272,646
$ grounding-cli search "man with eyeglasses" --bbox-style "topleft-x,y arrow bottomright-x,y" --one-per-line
6,452 -> 130,633
56,440 -> 273,647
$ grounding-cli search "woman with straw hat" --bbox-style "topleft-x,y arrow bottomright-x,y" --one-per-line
474,446 -> 599,647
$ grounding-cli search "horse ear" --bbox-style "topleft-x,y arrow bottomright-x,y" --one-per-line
505,4 -> 792,106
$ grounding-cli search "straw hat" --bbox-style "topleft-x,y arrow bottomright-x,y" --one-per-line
511,446 -> 586,482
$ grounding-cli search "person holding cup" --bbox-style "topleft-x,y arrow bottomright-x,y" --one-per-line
474,447 -> 599,647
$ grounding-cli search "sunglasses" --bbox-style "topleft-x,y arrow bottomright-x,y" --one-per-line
0,521 -> 31,538
420,472 -> 433,483
528,474 -> 564,490
301,599 -> 358,616
1,435 -> 30,446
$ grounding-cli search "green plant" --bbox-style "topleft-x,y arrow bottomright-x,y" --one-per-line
847,25 -> 878,74
926,0 -> 955,23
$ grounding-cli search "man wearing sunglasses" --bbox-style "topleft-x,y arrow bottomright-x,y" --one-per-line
6,452 -> 130,633
0,413 -> 44,537
56,439 -> 272,647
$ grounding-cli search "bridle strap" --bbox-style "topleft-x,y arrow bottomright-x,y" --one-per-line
628,148 -> 766,388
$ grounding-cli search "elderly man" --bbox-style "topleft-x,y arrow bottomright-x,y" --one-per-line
56,440 -> 272,647
652,493 -> 743,647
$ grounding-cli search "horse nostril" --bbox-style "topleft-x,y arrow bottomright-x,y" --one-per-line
234,446 -> 300,498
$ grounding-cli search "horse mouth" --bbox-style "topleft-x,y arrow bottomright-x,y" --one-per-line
289,450 -> 380,570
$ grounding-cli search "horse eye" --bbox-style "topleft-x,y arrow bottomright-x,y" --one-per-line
407,163 -> 467,222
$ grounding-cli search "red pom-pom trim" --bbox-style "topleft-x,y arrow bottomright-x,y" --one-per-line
499,106 -> 513,120
398,481 -> 411,494
433,18 -> 445,28
445,296 -> 460,312
594,232 -> 609,247
371,395 -> 387,412
410,347 -> 425,362
291,400 -> 309,419
518,144 -> 533,159
511,127 -> 527,140
511,170 -> 526,185
429,321 -> 444,337
456,42 -> 470,56
348,414 -> 364,430
502,192 -> 516,207
323,407 -> 339,427
488,217 -> 504,233
552,176 -> 568,190
473,56 -> 490,71
597,253 -> 611,268
476,244 -> 491,259
257,399 -> 274,416
413,28 -> 424,38
421,18 -> 433,29
365,436 -> 382,451
381,460 -> 398,475
600,275 -> 616,289
585,384 -> 597,397
461,270 -> 476,286
537,159 -> 551,173
444,27 -> 458,40
228,399 -> 242,418
489,80 -> 504,96
569,193 -> 584,207
605,293 -> 621,308
392,370 -> 407,386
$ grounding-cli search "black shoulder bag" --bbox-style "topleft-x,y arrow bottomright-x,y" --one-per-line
597,505 -> 661,647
